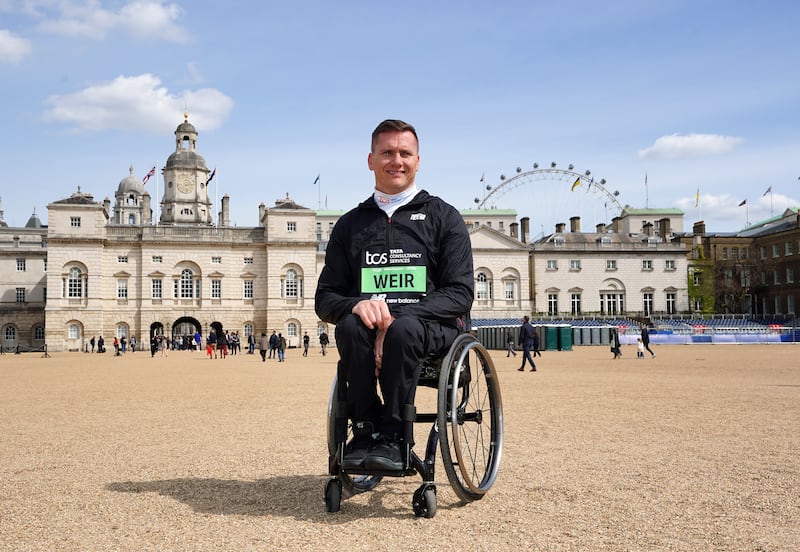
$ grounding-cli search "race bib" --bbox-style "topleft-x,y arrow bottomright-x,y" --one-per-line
361,266 -> 427,294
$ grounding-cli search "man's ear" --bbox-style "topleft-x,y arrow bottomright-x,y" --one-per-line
367,152 -> 374,171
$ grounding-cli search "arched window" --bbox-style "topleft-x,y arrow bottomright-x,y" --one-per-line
287,322 -> 298,337
476,271 -> 492,300
180,269 -> 194,298
68,267 -> 83,298
243,323 -> 254,338
128,213 -> 136,225
68,323 -> 80,339
282,268 -> 304,299
4,326 -> 16,341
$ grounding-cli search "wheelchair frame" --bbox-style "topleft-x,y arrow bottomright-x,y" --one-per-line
325,332 -> 503,517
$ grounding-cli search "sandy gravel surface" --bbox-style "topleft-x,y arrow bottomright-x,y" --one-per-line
1,343 -> 798,551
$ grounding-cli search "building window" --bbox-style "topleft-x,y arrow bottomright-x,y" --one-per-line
547,293 -> 558,316
243,257 -> 254,265
772,244 -> 780,258
211,279 -> 222,299
44,259 -> 47,271
118,256 -> 128,263
476,272 -> 492,300
787,267 -> 795,284
606,260 -> 617,271
243,280 -> 254,299
666,292 -> 676,314
786,241 -> 794,256
5,326 -> 17,342
180,269 -> 195,298
67,267 -> 83,298
570,293 -> 581,315
211,256 -> 222,264
287,322 -> 298,337
732,248 -> 739,259
600,292 -> 624,315
642,260 -> 653,271
665,260 -> 676,270
70,217 -> 81,227
499,221 -> 504,232
16,258 -> 26,271
773,270 -> 781,285
152,279 -> 162,299
569,260 -> 581,271
68,324 -> 79,339
117,279 -> 128,299
760,246 -> 767,260
693,271 -> 702,286
643,293 -> 653,316
546,260 -> 558,271
34,326 -> 45,340
152,256 -> 162,263
287,222 -> 297,232
16,288 -> 26,303
504,281 -> 515,300
283,269 -> 301,298
244,323 -> 254,338
722,247 -> 728,259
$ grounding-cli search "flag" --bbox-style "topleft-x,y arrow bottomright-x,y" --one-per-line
313,174 -> 320,185
738,199 -> 747,207
142,166 -> 156,186
695,186 -> 700,208
763,186 -> 771,196
571,177 -> 581,191
206,168 -> 216,185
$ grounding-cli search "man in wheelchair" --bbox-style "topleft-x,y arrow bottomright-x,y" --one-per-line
315,119 -> 474,473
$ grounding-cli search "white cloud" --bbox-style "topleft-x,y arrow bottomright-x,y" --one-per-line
0,29 -> 33,63
43,73 -> 234,133
35,1 -> 189,43
638,133 -> 745,160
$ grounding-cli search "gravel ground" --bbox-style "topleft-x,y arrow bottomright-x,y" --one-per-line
1,343 -> 798,551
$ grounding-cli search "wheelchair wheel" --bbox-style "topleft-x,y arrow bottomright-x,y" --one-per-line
327,375 -> 382,496
437,333 -> 503,503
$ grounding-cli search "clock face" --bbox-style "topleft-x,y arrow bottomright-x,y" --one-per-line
178,177 -> 193,194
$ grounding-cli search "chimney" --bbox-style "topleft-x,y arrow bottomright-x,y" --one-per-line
596,222 -> 606,233
658,218 -> 671,242
570,216 -> 581,233
510,222 -> 519,239
142,192 -> 152,225
692,220 -> 706,236
643,222 -> 653,236
220,194 -> 230,227
555,222 -> 566,233
611,216 -> 621,233
520,217 -> 529,243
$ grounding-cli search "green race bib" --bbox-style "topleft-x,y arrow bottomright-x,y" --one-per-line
361,266 -> 427,294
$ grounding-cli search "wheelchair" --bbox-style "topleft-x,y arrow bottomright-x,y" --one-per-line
325,332 -> 503,517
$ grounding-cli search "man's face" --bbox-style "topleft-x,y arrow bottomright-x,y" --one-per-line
368,130 -> 420,194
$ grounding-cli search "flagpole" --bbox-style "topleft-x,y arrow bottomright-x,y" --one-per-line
155,161 -> 159,226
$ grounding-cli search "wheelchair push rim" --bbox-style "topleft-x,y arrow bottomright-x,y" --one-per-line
437,333 -> 503,502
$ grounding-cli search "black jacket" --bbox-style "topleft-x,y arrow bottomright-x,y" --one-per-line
315,190 -> 474,326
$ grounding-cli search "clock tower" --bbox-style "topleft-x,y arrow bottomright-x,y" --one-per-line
160,113 -> 213,225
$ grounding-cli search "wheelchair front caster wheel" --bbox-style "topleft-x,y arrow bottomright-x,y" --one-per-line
324,478 -> 342,512
412,484 -> 437,518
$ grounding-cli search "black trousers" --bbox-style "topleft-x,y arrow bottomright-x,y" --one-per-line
335,314 -> 458,437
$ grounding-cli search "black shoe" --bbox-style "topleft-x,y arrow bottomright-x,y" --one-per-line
341,435 -> 373,470
518,367 -> 524,371
364,436 -> 403,471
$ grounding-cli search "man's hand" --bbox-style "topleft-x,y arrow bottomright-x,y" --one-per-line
352,299 -> 394,331
352,300 -> 394,376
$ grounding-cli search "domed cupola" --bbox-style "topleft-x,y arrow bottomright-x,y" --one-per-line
160,112 -> 213,225
112,165 -> 152,226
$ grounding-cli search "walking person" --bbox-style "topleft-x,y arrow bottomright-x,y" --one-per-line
277,333 -> 286,362
248,333 -> 255,355
90,336 -> 96,353
130,336 -> 136,353
532,329 -> 542,357
303,331 -> 310,357
518,316 -> 537,372
611,327 -> 622,359
641,326 -> 655,358
268,331 -> 277,359
506,331 -> 516,357
259,332 -> 269,362
319,331 -> 329,356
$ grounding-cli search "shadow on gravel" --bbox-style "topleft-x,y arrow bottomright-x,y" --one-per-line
106,475 -> 425,521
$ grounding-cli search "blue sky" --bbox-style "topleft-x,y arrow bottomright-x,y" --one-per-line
1,0 -> 798,235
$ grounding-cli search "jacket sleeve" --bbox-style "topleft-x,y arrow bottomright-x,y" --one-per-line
392,202 -> 474,322
315,217 -> 362,324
